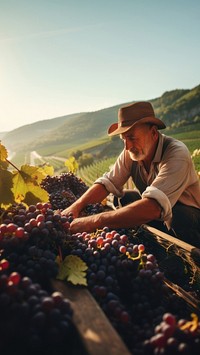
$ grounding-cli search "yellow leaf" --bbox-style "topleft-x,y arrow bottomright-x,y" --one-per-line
65,156 -> 78,174
0,143 -> 8,162
20,164 -> 47,184
23,185 -> 49,205
0,160 -> 9,170
39,164 -> 54,177
11,166 -> 49,204
11,171 -> 28,202
57,255 -> 88,286
0,169 -> 15,208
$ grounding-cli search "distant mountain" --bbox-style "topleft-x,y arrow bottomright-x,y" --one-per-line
0,131 -> 9,140
152,85 -> 200,124
1,112 -> 86,151
2,84 -> 200,156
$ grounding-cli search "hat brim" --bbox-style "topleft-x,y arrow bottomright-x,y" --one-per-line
108,116 -> 166,136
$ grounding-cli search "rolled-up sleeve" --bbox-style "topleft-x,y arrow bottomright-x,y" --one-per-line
142,186 -> 172,223
151,147 -> 193,204
142,138 -> 198,225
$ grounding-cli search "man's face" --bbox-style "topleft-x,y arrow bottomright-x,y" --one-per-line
121,124 -> 157,162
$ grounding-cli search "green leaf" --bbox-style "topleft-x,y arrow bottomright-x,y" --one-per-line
0,143 -> 8,162
57,255 -> 88,286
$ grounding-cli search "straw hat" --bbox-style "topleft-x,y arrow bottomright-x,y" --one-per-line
108,101 -> 166,136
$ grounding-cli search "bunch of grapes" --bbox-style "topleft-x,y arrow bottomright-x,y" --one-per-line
0,202 -> 71,251
41,172 -> 88,210
83,203 -> 105,215
0,267 -> 75,355
143,312 -> 200,354
2,246 -> 58,286
0,202 -> 73,286
41,172 -> 107,214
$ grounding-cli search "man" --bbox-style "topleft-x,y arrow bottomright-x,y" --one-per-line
62,101 -> 200,247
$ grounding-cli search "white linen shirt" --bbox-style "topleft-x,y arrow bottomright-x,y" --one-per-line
95,133 -> 200,227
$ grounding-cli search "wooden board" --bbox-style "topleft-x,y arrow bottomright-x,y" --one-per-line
141,224 -> 200,266
142,224 -> 195,251
139,224 -> 200,311
52,280 -> 131,355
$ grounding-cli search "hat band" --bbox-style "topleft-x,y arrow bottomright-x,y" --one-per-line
120,120 -> 135,127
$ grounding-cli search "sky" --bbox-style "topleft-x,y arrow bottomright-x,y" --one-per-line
0,0 -> 199,132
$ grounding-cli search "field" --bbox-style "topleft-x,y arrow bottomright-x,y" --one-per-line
8,123 -> 200,180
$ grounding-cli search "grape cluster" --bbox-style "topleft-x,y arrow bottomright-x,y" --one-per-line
0,202 -> 70,249
0,269 -> 75,355
41,172 -> 106,215
83,203 -> 105,215
4,246 -> 58,286
41,172 -> 88,210
0,202 -> 72,286
143,312 -> 200,354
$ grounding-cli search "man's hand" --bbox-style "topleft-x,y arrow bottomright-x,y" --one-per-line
69,216 -> 98,233
61,204 -> 80,219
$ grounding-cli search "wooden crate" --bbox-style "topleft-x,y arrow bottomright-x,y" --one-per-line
52,280 -> 131,355
52,226 -> 200,355
136,224 -> 200,311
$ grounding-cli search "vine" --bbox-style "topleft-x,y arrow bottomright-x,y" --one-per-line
0,142 -> 54,209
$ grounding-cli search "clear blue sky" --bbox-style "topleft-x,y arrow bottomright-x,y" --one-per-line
0,0 -> 199,132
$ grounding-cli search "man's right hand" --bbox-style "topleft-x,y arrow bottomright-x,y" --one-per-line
61,203 -> 80,218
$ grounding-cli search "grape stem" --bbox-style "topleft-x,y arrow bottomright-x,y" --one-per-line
58,245 -> 63,262
180,313 -> 199,332
126,250 -> 143,261
6,158 -> 20,172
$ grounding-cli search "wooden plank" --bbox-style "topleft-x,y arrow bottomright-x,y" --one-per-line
52,280 -> 131,355
164,278 -> 200,311
142,224 -> 195,252
142,224 -> 200,268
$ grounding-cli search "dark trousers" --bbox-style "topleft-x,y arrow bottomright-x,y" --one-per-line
113,190 -> 200,248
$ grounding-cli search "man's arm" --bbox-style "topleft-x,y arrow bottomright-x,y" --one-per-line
69,197 -> 162,233
61,183 -> 109,218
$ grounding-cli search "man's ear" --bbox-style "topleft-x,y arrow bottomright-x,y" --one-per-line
151,125 -> 159,140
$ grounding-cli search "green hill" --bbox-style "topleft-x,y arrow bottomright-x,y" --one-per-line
2,84 -> 200,168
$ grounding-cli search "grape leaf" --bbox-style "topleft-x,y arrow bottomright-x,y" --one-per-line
23,185 -> 49,205
65,156 -> 79,174
11,165 -> 49,203
0,169 -> 15,208
0,143 -> 8,162
20,164 -> 48,184
0,159 -> 9,170
57,255 -> 88,286
39,164 -> 54,177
